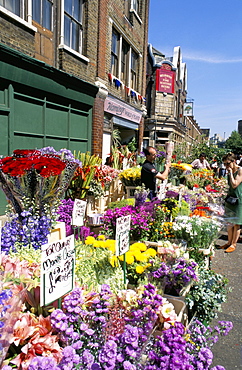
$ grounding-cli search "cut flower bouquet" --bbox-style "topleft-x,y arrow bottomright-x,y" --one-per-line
0,147 -> 80,252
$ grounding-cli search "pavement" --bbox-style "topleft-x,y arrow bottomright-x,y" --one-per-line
210,230 -> 242,369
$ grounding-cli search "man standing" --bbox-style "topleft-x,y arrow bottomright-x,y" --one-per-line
141,146 -> 170,200
191,153 -> 211,170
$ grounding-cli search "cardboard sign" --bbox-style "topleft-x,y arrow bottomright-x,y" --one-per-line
115,215 -> 131,256
72,199 -> 87,226
40,235 -> 75,306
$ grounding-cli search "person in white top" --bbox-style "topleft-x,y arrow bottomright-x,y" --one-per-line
191,153 -> 211,170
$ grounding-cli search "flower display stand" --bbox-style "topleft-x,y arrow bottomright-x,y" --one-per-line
125,186 -> 137,198
48,221 -> 66,242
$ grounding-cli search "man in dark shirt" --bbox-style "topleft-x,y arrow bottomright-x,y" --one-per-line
141,146 -> 170,200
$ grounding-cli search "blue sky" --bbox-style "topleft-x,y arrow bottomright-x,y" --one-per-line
148,0 -> 242,139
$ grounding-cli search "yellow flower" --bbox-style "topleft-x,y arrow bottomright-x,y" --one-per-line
136,265 -> 145,274
145,248 -> 157,257
109,255 -> 119,267
130,242 -> 147,251
135,253 -> 148,263
85,236 -> 96,245
97,235 -> 106,240
126,252 -> 135,264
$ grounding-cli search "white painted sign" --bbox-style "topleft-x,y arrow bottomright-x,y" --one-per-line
40,235 -> 75,306
72,199 -> 87,226
115,215 -> 131,256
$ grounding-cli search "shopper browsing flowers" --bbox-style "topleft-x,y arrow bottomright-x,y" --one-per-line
218,152 -> 242,253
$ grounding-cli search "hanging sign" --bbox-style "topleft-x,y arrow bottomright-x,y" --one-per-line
183,102 -> 193,116
40,235 -> 75,306
115,215 -> 131,256
156,69 -> 175,94
72,199 -> 87,226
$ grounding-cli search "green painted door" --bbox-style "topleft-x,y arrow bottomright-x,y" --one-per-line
0,82 -> 93,214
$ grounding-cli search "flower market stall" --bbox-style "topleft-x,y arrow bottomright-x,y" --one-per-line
0,147 -> 233,370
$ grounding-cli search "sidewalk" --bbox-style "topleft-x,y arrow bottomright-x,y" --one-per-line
210,232 -> 242,369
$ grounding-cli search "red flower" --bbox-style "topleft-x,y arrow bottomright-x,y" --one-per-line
33,157 -> 66,177
13,149 -> 41,157
1,157 -> 34,176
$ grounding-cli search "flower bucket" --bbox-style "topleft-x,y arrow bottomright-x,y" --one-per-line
163,294 -> 188,326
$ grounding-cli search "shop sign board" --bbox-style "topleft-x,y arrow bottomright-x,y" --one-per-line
104,96 -> 142,123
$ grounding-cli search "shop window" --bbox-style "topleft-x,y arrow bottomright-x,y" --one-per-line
0,0 -> 22,17
64,0 -> 83,53
32,0 -> 53,30
111,28 -> 139,92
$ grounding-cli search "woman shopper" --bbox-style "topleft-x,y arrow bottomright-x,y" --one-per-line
219,153 -> 242,253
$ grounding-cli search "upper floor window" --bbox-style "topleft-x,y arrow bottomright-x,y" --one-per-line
0,0 -> 22,17
64,0 -> 83,53
32,0 -> 53,30
111,29 -> 119,77
130,50 -> 138,90
110,28 -> 139,92
131,0 -> 139,13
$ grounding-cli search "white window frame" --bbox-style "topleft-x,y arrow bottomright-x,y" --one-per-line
110,26 -> 140,92
0,0 -> 37,31
59,0 -> 89,62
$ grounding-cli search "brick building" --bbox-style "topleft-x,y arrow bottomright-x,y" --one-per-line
144,44 -> 203,152
0,0 -> 149,212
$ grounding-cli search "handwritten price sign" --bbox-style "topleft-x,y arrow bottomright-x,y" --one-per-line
115,215 -> 131,256
40,235 -> 75,306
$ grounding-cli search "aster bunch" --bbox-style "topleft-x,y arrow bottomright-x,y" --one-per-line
186,319 -> 233,370
148,257 -> 198,295
102,205 -> 152,240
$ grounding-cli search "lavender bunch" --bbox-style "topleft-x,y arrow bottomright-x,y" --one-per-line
186,319 -> 233,370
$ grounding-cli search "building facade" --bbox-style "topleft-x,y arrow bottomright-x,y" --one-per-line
0,0 -> 149,212
144,44 -> 203,152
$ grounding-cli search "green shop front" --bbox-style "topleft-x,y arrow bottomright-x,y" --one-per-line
0,44 -> 98,214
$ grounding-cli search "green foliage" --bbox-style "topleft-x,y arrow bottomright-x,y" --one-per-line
186,268 -> 230,324
107,198 -> 135,209
189,139 -> 228,163
225,130 -> 242,155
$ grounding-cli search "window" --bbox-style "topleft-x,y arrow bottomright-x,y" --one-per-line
130,50 -> 138,90
32,0 -> 53,30
0,0 -> 21,17
131,0 -> 139,13
121,39 -> 129,84
111,28 -> 139,92
111,29 -> 119,77
64,0 -> 83,53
